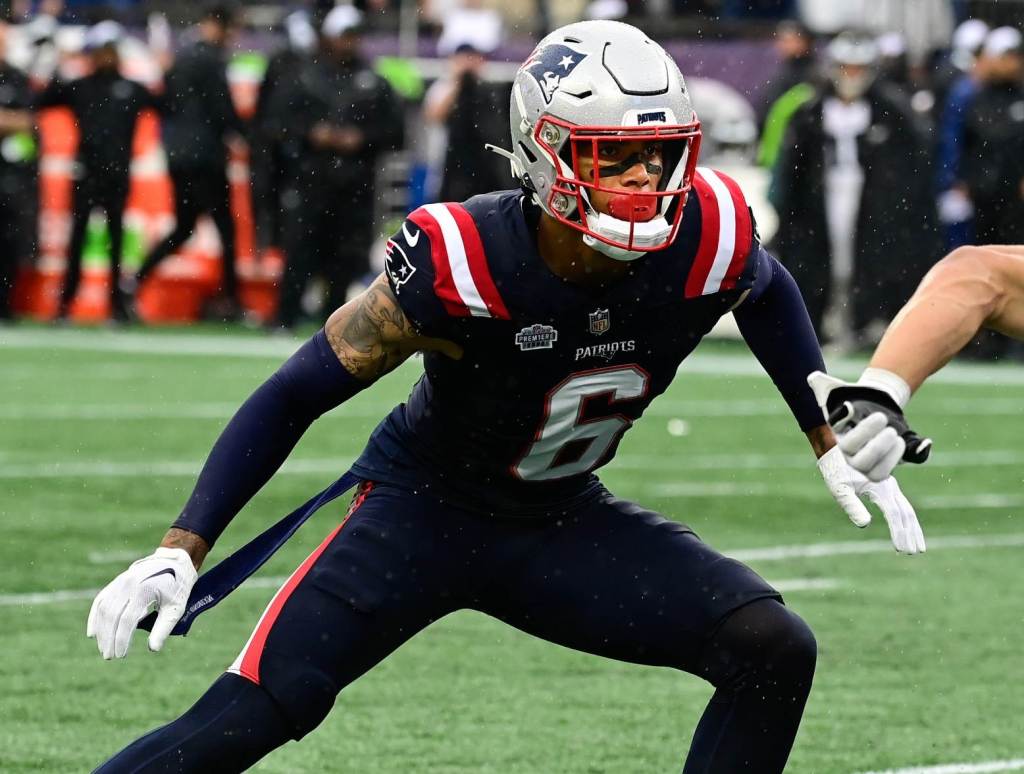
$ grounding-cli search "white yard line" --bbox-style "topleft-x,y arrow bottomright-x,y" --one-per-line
4,397 -> 1019,422
87,550 -> 145,564
0,403 -> 388,421
646,484 -> 1024,509
614,449 -> 1024,471
2,574 -> 839,607
770,578 -> 843,592
12,532 -> 1024,607
677,353 -> 1024,387
0,576 -> 293,607
9,531 -> 1024,607
856,759 -> 1024,774
12,401 -> 1024,424
5,450 -> 1024,480
728,533 -> 1024,562
3,329 -> 1024,386
0,458 -> 356,479
918,494 -> 1024,509
0,329 -> 303,359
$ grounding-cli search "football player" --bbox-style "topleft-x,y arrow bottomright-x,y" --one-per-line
89,21 -> 923,773
810,244 -> 1024,482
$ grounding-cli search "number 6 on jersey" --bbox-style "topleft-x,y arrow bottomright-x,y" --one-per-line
514,365 -> 650,481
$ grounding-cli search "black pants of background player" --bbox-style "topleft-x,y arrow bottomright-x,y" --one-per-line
57,173 -> 130,320
276,183 -> 373,329
96,482 -> 817,773
135,164 -> 239,309
0,186 -> 30,320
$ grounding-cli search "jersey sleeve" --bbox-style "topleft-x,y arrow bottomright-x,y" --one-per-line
683,167 -> 760,300
385,202 -> 511,338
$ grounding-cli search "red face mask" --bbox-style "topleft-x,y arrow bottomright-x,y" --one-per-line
533,116 -> 702,253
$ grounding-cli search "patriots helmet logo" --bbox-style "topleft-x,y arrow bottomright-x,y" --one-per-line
385,239 -> 417,290
523,43 -> 587,104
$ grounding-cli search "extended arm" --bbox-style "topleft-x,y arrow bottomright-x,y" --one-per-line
807,245 -> 1024,486
166,274 -> 460,567
89,275 -> 460,658
735,248 -> 924,554
731,248 -> 832,454
870,245 -> 1024,393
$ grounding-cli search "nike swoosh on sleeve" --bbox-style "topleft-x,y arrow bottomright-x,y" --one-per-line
402,223 -> 420,247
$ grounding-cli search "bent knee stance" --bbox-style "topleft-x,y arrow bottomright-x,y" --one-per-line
683,600 -> 817,773
94,674 -> 297,773
697,598 -> 817,699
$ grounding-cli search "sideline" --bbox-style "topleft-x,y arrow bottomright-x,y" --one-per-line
856,759 -> 1024,774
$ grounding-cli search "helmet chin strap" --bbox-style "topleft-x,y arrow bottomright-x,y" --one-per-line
578,187 -> 672,262
581,211 -> 673,261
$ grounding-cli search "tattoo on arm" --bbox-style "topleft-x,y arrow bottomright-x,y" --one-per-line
806,424 -> 837,459
324,275 -> 423,380
160,528 -> 210,570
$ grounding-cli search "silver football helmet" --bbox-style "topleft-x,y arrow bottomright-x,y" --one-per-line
491,20 -> 701,261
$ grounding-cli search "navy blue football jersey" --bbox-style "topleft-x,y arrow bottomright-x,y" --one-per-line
352,168 -> 760,515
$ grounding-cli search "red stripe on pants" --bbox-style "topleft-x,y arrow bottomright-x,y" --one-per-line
238,482 -> 375,684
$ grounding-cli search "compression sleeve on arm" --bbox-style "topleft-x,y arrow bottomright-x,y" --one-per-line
732,248 -> 825,432
172,329 -> 367,546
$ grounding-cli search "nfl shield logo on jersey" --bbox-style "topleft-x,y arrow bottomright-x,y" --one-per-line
588,309 -> 611,336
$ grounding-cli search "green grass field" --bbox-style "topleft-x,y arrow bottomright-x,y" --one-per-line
2,326 -> 1022,773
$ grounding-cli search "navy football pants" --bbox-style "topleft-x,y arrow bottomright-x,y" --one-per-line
95,481 -> 816,772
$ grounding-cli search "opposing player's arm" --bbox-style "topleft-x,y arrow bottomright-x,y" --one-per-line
807,245 -> 1024,487
869,245 -> 1024,393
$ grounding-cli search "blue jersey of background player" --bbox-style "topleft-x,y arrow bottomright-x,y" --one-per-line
89,20 -> 923,774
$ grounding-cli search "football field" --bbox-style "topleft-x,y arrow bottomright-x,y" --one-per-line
2,326 -> 1022,773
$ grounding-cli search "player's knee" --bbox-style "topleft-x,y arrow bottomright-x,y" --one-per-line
698,599 -> 817,693
255,660 -> 341,739
760,604 -> 817,686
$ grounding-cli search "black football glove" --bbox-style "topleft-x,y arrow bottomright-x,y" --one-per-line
807,371 -> 932,481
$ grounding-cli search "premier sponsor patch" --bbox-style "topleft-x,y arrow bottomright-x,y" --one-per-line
515,323 -> 559,351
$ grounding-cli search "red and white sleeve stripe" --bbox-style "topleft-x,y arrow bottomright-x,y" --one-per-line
684,168 -> 755,299
408,203 -> 510,320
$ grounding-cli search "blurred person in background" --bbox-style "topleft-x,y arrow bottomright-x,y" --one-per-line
931,17 -> 987,114
43,21 -> 160,323
0,16 -> 36,323
961,27 -> 1024,247
956,26 -> 1024,361
934,18 -> 989,251
757,19 -> 815,132
771,31 -> 940,350
270,5 -> 402,332
133,2 -> 246,321
720,0 -> 796,20
423,42 -> 508,203
251,9 -> 316,254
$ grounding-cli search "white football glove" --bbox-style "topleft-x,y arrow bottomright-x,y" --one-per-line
817,446 -> 926,554
87,547 -> 197,659
807,370 -> 931,482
